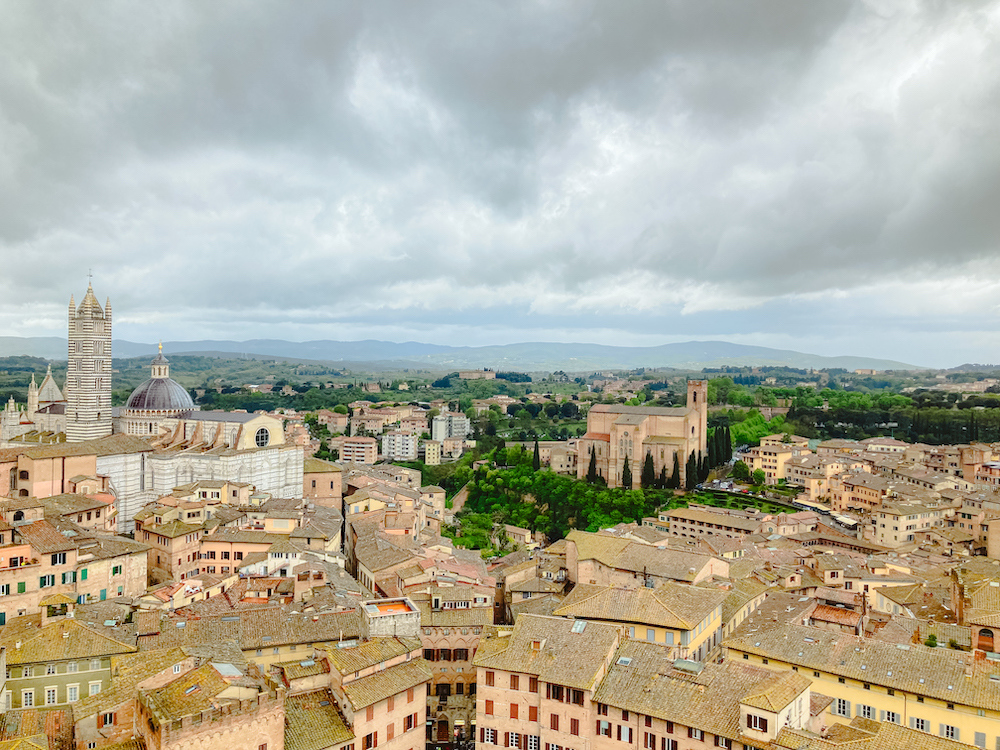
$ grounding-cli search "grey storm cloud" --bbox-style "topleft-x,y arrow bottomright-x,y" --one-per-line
0,0 -> 999,366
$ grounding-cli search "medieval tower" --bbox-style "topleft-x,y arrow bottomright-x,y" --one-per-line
66,282 -> 113,442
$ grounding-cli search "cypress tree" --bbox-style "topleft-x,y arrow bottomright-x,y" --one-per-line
622,456 -> 633,489
724,426 -> 733,461
587,447 -> 598,483
669,453 -> 681,489
708,431 -> 717,468
641,453 -> 655,489
532,439 -> 541,471
658,465 -> 668,490
685,452 -> 698,490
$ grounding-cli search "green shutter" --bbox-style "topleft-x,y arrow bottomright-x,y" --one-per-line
100,589 -> 106,601
17,582 -> 25,594
0,613 -> 6,626
81,569 -> 87,581
39,577 -> 45,588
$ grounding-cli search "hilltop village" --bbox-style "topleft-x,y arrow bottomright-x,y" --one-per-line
0,286 -> 998,750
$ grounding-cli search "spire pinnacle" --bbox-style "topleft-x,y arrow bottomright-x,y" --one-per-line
159,340 -> 163,353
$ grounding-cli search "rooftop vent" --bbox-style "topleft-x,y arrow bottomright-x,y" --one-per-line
617,657 -> 632,666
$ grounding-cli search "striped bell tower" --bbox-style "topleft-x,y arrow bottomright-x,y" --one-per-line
65,281 -> 113,442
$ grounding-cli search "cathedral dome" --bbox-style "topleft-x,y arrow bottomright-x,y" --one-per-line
126,377 -> 194,412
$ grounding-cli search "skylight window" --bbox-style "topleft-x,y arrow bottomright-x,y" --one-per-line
571,620 -> 587,634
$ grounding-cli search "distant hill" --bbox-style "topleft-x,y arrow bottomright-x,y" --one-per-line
0,336 -> 923,372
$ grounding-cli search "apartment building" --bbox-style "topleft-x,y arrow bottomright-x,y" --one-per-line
133,514 -> 203,581
867,502 -> 952,548
382,432 -> 418,462
741,442 -> 812,483
552,582 -> 727,661
724,622 -> 1000,748
410,582 -> 493,743
319,599 -> 430,750
432,413 -> 471,442
664,507 -> 762,540
565,530 -> 730,587
832,473 -> 894,512
0,606 -> 137,710
472,614 -> 961,750
342,437 -> 378,465
423,440 -> 442,466
0,501 -> 147,621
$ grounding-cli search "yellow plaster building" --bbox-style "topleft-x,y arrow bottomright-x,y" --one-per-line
724,623 -> 1000,748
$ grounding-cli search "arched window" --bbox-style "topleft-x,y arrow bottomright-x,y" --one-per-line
13,511 -> 24,522
255,428 -> 270,448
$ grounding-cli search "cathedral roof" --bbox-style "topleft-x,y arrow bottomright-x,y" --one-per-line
37,366 -> 64,404
76,283 -> 104,316
126,378 -> 194,413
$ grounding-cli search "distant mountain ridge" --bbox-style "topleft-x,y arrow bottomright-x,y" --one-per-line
0,336 -> 923,372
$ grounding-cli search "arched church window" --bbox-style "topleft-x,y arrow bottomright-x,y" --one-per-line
255,428 -> 270,448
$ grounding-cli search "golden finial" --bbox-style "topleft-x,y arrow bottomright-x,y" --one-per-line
158,340 -> 163,353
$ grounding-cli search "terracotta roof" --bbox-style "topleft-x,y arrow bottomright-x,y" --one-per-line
592,640 -> 800,741
303,457 -> 341,474
741,670 -> 812,712
473,614 -> 621,690
771,716 -> 982,749
341,658 -> 432,710
137,608 -> 361,652
0,435 -> 153,461
0,708 -> 74,750
147,519 -> 200,539
554,582 -> 727,630
323,637 -> 421,675
16,520 -> 75,554
72,648 -> 187,720
414,602 -> 494,628
0,618 -> 136,665
724,623 -> 1000,710
141,662 -> 237,720
274,657 -> 331,681
810,604 -> 862,628
284,689 -> 354,750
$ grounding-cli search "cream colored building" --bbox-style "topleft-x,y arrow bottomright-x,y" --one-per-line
553,582 -> 727,661
867,501 -> 953,548
725,622 -> 1000,747
422,440 -> 442,466
740,442 -> 811,483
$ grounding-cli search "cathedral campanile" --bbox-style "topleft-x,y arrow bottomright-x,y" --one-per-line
66,282 -> 113,442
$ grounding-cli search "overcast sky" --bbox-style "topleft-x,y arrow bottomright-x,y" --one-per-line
1,1 -> 998,367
